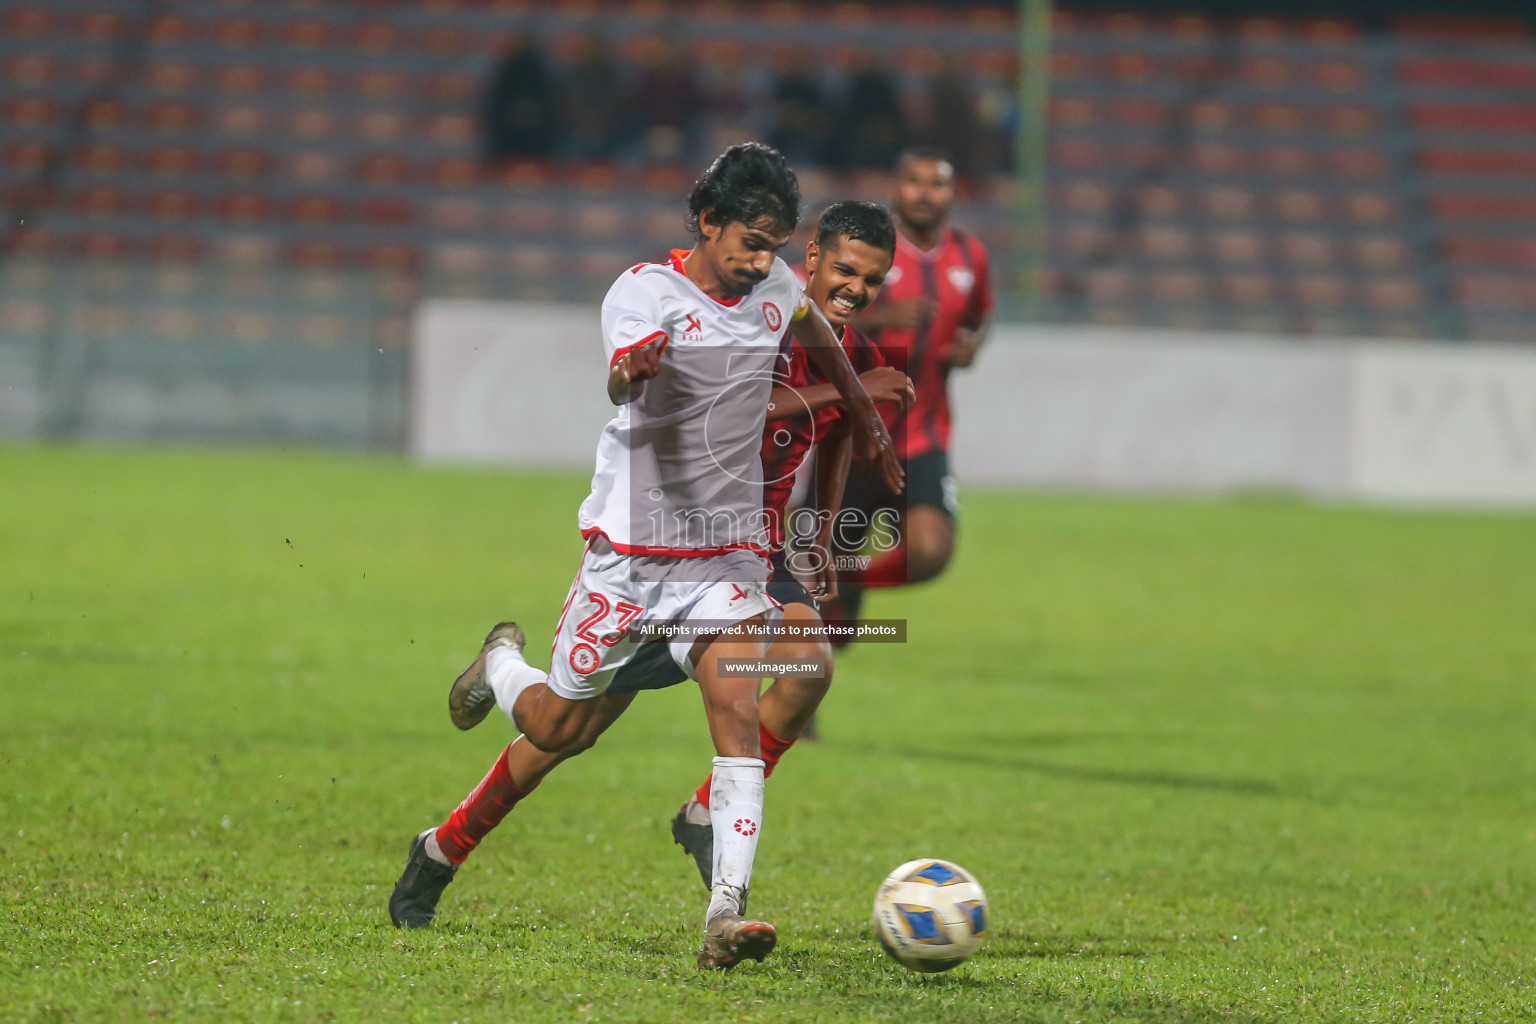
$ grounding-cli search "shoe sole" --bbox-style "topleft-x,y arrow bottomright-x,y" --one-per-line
447,622 -> 525,730
697,920 -> 777,970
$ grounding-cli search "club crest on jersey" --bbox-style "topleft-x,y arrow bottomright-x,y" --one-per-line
569,643 -> 600,675
680,313 -> 704,343
762,302 -> 782,332
947,266 -> 975,294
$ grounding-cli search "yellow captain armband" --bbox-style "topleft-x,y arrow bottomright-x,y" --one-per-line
791,293 -> 811,321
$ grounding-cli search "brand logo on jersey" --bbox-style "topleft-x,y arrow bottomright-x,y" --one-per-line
683,313 -> 702,333
762,302 -> 782,332
729,584 -> 749,603
947,266 -> 975,294
734,818 -> 758,836
569,643 -> 600,675
884,264 -> 904,285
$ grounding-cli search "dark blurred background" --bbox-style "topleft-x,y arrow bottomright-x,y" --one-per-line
2,0 -> 1533,447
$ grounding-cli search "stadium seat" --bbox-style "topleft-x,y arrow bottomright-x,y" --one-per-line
1061,181 -> 1113,217
143,305 -> 204,343
1400,58 -> 1536,90
287,107 -> 343,143
1221,272 -> 1277,307
283,150 -> 346,185
1240,57 -> 1294,91
213,65 -> 268,96
1147,270 -> 1207,304
1277,232 -> 1337,268
216,149 -> 272,182
1210,230 -> 1266,265
1350,237 -> 1410,271
1192,142 -> 1247,176
146,146 -> 200,179
77,142 -> 131,177
1271,189 -> 1327,224
1327,148 -> 1386,178
145,12 -> 193,47
75,10 -> 127,44
73,184 -> 130,219
291,194 -> 347,227
1362,277 -> 1425,312
213,17 -> 265,51
2,8 -> 53,40
3,54 -> 57,88
142,60 -> 198,95
1293,274 -> 1351,309
352,22 -> 403,56
2,95 -> 59,129
355,154 -> 412,187
143,100 -> 199,137
1139,226 -> 1193,263
1204,186 -> 1257,221
502,199 -> 560,237
1083,267 -> 1135,302
212,103 -> 268,140
219,192 -> 272,226
1312,60 -> 1366,92
1341,191 -> 1399,226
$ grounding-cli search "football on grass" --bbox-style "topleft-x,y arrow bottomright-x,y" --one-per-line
872,858 -> 989,973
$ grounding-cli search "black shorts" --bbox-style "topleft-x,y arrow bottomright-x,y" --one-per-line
833,448 -> 958,559
768,548 -> 817,610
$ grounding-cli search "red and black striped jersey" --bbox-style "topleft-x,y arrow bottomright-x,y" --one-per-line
864,225 -> 993,460
759,325 -> 885,551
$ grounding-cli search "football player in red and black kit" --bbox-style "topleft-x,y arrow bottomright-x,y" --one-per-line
830,147 -> 993,631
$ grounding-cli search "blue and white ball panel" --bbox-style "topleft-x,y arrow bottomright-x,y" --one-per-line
872,858 -> 989,973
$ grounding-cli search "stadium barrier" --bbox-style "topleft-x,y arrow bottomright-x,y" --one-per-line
412,301 -> 1536,507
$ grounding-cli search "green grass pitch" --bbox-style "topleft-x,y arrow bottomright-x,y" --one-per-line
3,442 -> 1534,1023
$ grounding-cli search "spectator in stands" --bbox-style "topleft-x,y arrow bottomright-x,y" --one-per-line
561,34 -> 629,161
828,53 -> 905,170
767,53 -> 832,166
482,35 -> 563,162
631,37 -> 702,163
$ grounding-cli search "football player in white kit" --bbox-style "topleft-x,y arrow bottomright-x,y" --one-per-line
389,144 -> 902,969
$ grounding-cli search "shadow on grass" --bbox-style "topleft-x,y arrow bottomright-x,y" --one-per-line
839,737 -> 1283,798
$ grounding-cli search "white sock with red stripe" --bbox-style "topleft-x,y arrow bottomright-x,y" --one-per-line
706,756 -> 766,923
485,644 -> 547,724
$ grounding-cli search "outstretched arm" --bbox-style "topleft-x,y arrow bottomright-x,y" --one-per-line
804,424 -> 853,601
790,303 -> 904,493
765,367 -> 913,423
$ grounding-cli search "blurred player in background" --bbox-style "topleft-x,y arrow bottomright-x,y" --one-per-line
830,146 -> 994,633
387,145 -> 901,971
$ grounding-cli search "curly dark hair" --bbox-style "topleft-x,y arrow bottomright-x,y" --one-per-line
813,200 -> 896,255
686,142 -> 801,238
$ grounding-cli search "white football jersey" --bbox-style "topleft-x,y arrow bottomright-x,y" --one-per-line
578,250 -> 805,557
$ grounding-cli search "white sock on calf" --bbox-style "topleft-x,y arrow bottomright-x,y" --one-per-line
706,755 -> 766,924
486,644 -> 548,723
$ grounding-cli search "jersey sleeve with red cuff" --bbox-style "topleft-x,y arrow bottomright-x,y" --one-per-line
758,326 -> 883,551
601,268 -> 670,369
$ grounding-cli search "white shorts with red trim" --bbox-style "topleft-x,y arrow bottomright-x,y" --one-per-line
547,533 -> 778,701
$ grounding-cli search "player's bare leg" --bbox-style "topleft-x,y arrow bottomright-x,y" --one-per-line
860,505 -> 954,588
690,618 -> 779,970
389,692 -> 634,928
452,620 -> 607,755
674,602 -> 833,883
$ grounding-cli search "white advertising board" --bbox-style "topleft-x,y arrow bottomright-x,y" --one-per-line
411,300 -> 1536,507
